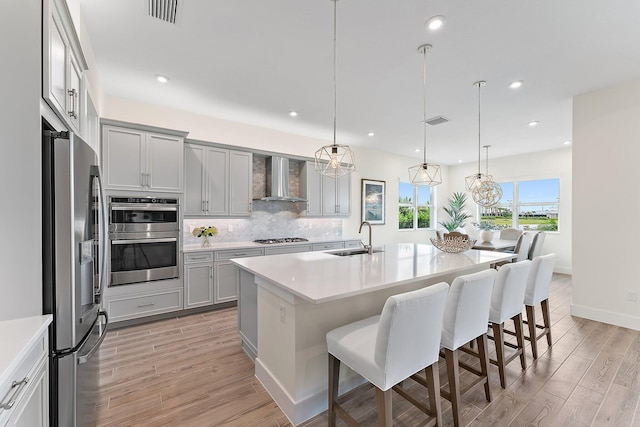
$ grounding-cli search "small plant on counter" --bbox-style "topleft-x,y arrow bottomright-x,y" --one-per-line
193,225 -> 218,247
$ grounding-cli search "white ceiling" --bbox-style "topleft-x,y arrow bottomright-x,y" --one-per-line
80,0 -> 640,165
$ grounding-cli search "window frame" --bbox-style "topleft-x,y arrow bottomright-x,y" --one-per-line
398,182 -> 434,231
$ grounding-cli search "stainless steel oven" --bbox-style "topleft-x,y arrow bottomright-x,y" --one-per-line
108,197 -> 180,286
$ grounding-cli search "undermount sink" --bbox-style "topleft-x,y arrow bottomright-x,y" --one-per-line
328,248 -> 384,257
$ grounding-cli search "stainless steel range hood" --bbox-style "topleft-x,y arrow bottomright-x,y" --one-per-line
261,156 -> 306,202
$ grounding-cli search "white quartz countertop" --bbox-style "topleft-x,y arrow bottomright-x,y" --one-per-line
0,315 -> 52,387
183,237 -> 360,252
231,243 -> 514,303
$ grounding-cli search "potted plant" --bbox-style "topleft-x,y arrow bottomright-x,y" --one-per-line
439,192 -> 472,232
474,220 -> 500,243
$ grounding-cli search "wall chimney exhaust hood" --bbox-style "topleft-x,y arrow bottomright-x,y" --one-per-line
261,156 -> 306,202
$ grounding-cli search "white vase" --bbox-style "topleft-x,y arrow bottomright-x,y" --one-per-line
479,230 -> 494,243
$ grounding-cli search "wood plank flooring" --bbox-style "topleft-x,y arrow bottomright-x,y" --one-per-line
96,274 -> 640,426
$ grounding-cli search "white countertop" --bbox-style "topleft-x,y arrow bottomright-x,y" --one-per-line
231,243 -> 514,303
183,237 -> 361,253
0,315 -> 52,386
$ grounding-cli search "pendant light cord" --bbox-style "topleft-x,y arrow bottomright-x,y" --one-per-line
421,45 -> 428,164
477,82 -> 482,175
332,0 -> 337,148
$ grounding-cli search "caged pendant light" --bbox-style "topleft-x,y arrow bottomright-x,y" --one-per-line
315,0 -> 356,179
408,44 -> 442,186
465,81 -> 502,206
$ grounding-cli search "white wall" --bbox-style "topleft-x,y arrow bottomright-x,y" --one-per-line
448,148 -> 573,274
0,0 -> 43,320
572,78 -> 640,331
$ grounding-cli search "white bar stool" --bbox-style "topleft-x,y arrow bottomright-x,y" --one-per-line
326,283 -> 449,427
488,260 -> 532,388
524,253 -> 557,359
440,269 -> 496,427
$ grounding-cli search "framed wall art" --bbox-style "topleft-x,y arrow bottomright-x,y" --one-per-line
361,179 -> 385,224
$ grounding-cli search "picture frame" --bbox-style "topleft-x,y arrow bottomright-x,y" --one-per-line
361,179 -> 385,224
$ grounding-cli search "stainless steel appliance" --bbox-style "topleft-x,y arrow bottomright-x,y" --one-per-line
42,129 -> 109,427
108,197 -> 180,286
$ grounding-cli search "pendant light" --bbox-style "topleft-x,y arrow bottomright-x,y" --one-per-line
408,44 -> 442,186
315,0 -> 355,178
465,80 -> 502,206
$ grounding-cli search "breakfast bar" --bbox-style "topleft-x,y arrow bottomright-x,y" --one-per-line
231,243 -> 514,425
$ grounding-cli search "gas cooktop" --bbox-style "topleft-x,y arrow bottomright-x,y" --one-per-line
253,237 -> 309,244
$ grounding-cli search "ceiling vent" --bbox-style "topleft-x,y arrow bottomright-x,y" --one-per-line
148,0 -> 179,24
425,115 -> 450,126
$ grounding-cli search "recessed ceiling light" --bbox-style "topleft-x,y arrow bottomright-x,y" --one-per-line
414,148 -> 421,153
528,121 -> 539,127
509,80 -> 523,89
289,111 -> 298,117
367,132 -> 375,137
426,15 -> 446,31
563,140 -> 571,145
156,74 -> 170,83
458,160 -> 463,163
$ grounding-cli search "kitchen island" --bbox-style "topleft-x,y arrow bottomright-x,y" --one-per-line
231,243 -> 513,425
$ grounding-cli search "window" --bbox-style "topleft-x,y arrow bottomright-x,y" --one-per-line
399,182 -> 432,230
481,178 -> 559,231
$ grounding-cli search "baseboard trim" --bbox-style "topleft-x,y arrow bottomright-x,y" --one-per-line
570,303 -> 640,331
254,357 -> 366,425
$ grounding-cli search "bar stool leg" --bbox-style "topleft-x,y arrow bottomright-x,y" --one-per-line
328,354 -> 340,427
477,334 -> 492,401
425,363 -> 442,427
514,313 -> 527,369
526,305 -> 539,359
491,323 -> 507,389
444,348 -> 462,427
541,299 -> 552,346
375,388 -> 392,426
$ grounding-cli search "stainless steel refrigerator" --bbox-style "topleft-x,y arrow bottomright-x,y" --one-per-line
42,129 -> 109,427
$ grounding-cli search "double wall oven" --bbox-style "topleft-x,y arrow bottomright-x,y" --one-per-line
108,197 -> 180,286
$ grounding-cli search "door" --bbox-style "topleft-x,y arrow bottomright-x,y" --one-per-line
146,133 -> 183,192
67,52 -> 82,133
205,147 -> 228,215
102,126 -> 145,190
229,151 -> 252,216
184,263 -> 214,308
214,261 -> 239,303
184,143 -> 207,215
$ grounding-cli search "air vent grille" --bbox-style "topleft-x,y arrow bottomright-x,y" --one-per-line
149,0 -> 179,24
426,115 -> 450,126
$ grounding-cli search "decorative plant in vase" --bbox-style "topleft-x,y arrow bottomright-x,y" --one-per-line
193,225 -> 218,247
439,192 -> 472,233
473,220 -> 500,243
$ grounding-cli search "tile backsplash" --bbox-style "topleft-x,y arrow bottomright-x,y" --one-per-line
183,200 -> 342,245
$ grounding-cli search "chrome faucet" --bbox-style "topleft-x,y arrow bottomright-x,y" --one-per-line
359,221 -> 373,255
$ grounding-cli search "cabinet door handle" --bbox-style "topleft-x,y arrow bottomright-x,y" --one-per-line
137,303 -> 155,308
0,377 -> 29,410
146,173 -> 151,188
189,256 -> 209,261
67,88 -> 78,119
141,173 -> 146,187
233,253 -> 247,256
206,200 -> 209,211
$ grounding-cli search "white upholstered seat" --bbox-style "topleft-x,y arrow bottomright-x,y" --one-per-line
527,231 -> 546,260
524,253 -> 557,358
500,227 -> 523,241
326,283 -> 449,427
440,269 -> 496,427
488,260 -> 532,388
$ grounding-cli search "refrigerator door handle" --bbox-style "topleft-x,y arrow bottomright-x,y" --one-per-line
92,164 -> 109,304
78,310 -> 109,365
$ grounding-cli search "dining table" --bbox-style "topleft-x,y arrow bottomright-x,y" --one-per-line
472,238 -> 517,251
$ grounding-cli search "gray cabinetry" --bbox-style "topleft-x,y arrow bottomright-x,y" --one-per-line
184,142 -> 252,216
102,121 -> 186,193
183,252 -> 214,309
43,0 -> 87,135
213,248 -> 264,304
300,161 -> 350,217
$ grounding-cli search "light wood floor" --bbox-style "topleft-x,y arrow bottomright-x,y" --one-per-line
96,274 -> 640,426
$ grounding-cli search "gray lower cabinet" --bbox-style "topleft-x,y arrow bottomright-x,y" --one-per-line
214,261 -> 239,304
184,251 -> 214,309
238,268 -> 258,360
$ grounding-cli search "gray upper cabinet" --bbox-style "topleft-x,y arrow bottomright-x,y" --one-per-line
300,161 -> 350,217
43,0 -> 88,135
101,121 -> 186,193
184,142 -> 251,217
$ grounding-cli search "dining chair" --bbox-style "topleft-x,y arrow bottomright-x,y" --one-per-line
499,228 -> 523,241
437,269 -> 496,427
494,232 -> 534,268
487,260 -> 532,388
326,283 -> 449,427
527,231 -> 546,260
524,253 -> 556,359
